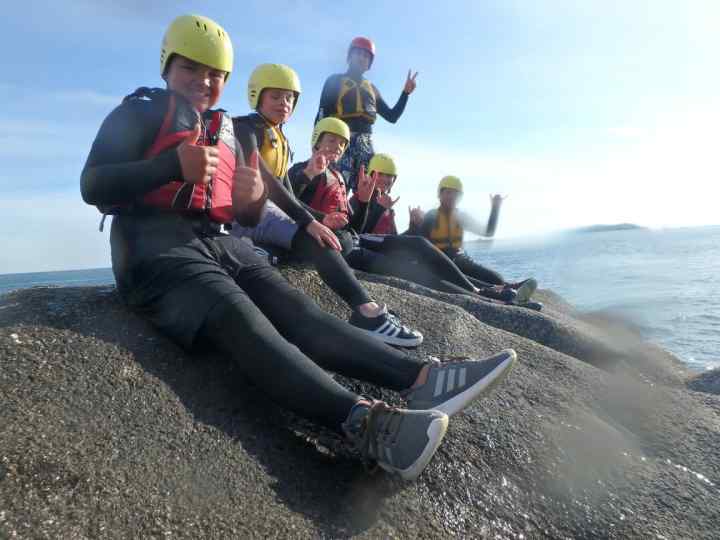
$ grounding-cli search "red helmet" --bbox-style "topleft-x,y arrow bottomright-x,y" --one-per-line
348,36 -> 376,66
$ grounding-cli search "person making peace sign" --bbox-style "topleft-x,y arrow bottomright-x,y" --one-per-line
315,36 -> 417,194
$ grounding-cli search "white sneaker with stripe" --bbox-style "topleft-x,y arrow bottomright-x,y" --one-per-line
349,306 -> 423,348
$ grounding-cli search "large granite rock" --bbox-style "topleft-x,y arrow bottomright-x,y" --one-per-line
1,267 -> 718,538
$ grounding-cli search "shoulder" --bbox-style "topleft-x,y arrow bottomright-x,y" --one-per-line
288,161 -> 308,177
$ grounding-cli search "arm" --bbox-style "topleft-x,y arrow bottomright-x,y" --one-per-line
80,101 -> 181,205
374,85 -> 409,124
315,75 -> 340,124
347,196 -> 368,232
358,197 -> 386,234
457,197 -> 503,237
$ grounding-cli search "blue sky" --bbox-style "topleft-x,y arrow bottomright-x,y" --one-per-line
1,0 -> 719,273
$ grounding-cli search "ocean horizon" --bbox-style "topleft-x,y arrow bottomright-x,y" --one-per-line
2,225 -> 719,372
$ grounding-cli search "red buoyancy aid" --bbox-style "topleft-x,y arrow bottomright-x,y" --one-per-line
104,88 -> 237,224
307,169 -> 349,216
142,89 -> 236,223
371,208 -> 397,235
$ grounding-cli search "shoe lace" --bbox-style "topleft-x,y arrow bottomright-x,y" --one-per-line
356,401 -> 399,471
387,310 -> 412,334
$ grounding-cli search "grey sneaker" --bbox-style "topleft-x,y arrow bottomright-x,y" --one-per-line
511,278 -> 538,304
404,349 -> 517,416
343,401 -> 449,481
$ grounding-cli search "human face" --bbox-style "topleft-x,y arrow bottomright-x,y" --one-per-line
375,172 -> 396,193
164,55 -> 227,113
258,88 -> 296,126
348,48 -> 372,73
439,188 -> 462,210
316,133 -> 347,163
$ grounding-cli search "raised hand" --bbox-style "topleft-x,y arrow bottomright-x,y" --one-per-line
408,205 -> 425,226
322,211 -> 349,230
490,193 -> 508,205
233,150 -> 264,204
305,220 -> 342,251
356,166 -> 377,203
177,123 -> 220,185
377,192 -> 400,210
403,70 -> 418,94
303,150 -> 328,179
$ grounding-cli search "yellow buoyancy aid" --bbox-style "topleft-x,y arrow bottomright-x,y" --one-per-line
258,121 -> 290,179
428,209 -> 464,253
336,77 -> 377,123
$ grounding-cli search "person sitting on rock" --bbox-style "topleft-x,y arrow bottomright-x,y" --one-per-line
315,36 -> 417,193
230,63 -> 422,347
80,14 -> 518,481
406,175 -> 540,308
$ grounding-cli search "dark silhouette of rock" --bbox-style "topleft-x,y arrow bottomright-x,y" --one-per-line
1,267 -> 718,539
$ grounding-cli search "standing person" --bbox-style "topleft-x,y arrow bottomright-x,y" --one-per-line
80,14 -> 518,481
231,64 -> 422,347
407,175 -> 539,305
315,36 -> 417,192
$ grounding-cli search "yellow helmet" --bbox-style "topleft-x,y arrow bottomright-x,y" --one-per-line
160,15 -> 234,79
438,175 -> 463,193
368,153 -> 397,177
247,63 -> 301,111
311,117 -> 350,148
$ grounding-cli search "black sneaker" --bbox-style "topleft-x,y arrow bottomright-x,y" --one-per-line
509,278 -> 538,304
403,350 -> 517,416
349,305 -> 424,347
343,400 -> 449,481
478,286 -> 517,303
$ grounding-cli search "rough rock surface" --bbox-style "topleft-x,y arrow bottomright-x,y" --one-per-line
1,267 -> 719,539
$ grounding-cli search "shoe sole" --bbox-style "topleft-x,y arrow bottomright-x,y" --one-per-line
432,349 -> 517,417
357,328 -> 424,348
379,413 -> 449,481
514,279 -> 537,304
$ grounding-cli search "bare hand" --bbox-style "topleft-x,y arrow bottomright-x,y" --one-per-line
490,194 -> 508,205
377,192 -> 400,210
233,150 -> 264,204
404,70 -> 418,94
356,165 -> 377,203
304,151 -> 328,179
177,123 -> 220,185
409,205 -> 424,226
305,220 -> 342,251
322,211 -> 349,230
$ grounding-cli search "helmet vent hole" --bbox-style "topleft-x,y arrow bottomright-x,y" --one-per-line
195,21 -> 200,28
203,24 -> 207,31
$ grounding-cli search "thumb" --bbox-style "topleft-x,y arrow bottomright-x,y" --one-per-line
249,149 -> 260,170
186,123 -> 202,145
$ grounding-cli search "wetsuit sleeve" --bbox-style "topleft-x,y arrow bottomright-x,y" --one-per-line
359,197 -> 386,234
80,101 -> 182,205
374,85 -> 409,124
315,75 -> 341,124
232,119 -> 258,163
257,156 -> 314,228
457,210 -> 491,237
347,196 -> 368,232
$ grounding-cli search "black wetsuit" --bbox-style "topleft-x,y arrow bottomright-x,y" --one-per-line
80,93 -> 424,432
232,114 -> 371,308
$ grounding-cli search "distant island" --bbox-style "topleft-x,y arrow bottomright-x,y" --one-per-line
572,223 -> 646,234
